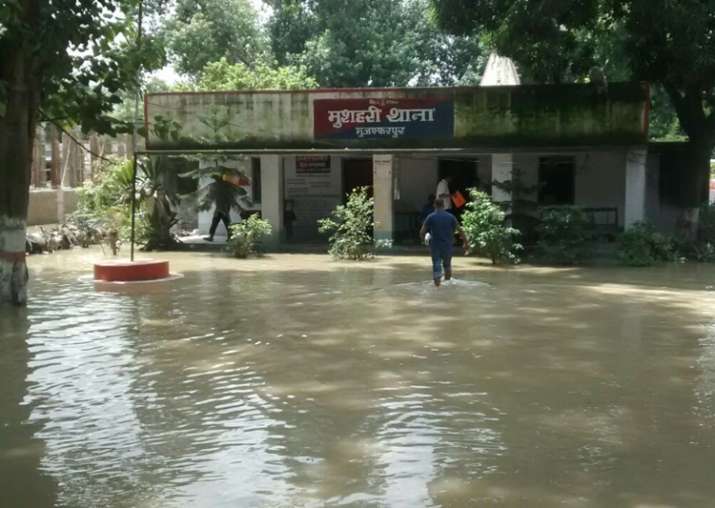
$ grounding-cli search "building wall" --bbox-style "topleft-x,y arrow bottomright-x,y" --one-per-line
512,150 -> 627,226
284,155 -> 343,241
146,83 -> 649,151
394,156 -> 438,213
27,188 -> 79,225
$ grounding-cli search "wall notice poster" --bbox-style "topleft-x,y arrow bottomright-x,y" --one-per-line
314,98 -> 453,140
285,157 -> 340,198
296,156 -> 331,174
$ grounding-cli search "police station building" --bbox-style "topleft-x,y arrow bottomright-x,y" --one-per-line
144,83 -> 691,247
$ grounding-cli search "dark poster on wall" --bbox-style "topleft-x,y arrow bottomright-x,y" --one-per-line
314,98 -> 454,140
296,155 -> 331,174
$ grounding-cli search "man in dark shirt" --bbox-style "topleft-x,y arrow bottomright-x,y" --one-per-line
205,175 -> 240,242
420,198 -> 467,287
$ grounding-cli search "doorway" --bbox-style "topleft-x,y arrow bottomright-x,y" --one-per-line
342,158 -> 373,200
438,158 -> 480,198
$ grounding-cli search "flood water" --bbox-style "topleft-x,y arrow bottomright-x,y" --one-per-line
2,249 -> 715,507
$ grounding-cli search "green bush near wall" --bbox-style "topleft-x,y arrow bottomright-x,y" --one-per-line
535,207 -> 593,265
317,187 -> 375,260
461,190 -> 522,265
618,222 -> 676,266
227,214 -> 272,258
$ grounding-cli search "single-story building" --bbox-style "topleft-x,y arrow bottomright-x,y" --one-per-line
144,83 -> 696,246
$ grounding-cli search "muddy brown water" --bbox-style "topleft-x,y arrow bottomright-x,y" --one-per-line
1,249 -> 715,507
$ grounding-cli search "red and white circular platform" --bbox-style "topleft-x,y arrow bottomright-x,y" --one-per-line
94,259 -> 171,282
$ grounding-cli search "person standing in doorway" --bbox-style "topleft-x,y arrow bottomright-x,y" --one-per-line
420,198 -> 467,287
436,176 -> 453,213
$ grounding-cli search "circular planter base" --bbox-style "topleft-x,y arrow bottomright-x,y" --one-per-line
94,259 -> 170,282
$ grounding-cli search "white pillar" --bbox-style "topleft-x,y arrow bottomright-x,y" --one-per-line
373,154 -> 394,245
624,147 -> 648,228
491,153 -> 513,202
260,154 -> 284,247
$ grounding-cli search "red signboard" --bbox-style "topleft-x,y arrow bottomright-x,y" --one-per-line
314,98 -> 453,140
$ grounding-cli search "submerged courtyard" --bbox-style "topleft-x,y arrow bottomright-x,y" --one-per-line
2,250 -> 715,507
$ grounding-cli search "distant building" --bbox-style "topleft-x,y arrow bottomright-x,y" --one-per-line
144,83 -> 697,245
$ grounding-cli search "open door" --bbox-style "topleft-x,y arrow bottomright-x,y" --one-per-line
342,158 -> 373,200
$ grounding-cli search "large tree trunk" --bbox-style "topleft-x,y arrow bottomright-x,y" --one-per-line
0,27 -> 39,306
665,86 -> 715,238
676,138 -> 714,238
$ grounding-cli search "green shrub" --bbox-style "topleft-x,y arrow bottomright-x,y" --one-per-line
227,214 -> 272,258
692,241 -> 715,262
618,222 -> 675,266
666,203 -> 715,262
461,189 -> 522,264
70,158 -> 135,243
317,187 -> 374,260
536,206 -> 593,264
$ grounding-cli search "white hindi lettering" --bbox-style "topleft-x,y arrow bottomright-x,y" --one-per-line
328,105 -> 383,129
386,107 -> 436,123
355,126 -> 406,138
328,105 -> 436,129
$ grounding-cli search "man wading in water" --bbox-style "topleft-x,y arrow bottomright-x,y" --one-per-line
420,198 -> 468,287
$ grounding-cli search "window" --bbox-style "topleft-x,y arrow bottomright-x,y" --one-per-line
538,156 -> 575,205
251,157 -> 262,204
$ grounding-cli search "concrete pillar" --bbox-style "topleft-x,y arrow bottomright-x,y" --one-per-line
491,153 -> 513,202
624,147 -> 648,228
260,155 -> 284,247
373,154 -> 394,245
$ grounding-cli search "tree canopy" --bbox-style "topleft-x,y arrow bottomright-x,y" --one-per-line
164,0 -> 269,76
0,0 -> 167,304
267,0 -> 483,87
433,0 -> 715,203
197,58 -> 318,90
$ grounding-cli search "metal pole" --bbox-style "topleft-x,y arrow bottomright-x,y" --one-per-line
130,153 -> 138,261
129,0 -> 143,263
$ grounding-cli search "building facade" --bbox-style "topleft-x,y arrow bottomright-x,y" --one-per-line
144,83 -> 685,246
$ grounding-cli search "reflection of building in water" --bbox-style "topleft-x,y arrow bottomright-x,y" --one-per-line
145,83 -> 700,246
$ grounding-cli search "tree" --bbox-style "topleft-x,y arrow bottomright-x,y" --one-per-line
197,58 -> 318,90
165,0 -> 269,77
433,0 -> 715,221
0,0 -> 162,305
267,0 -> 483,87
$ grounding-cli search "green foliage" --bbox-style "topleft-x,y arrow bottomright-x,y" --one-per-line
618,222 -> 675,266
433,0 -> 715,202
151,114 -> 183,142
72,156 -> 178,250
269,0 -> 483,87
461,190 -> 522,265
491,167 -> 539,244
317,187 -> 375,260
536,207 -> 593,265
165,0 -> 269,76
138,157 -> 180,251
1,0 -> 166,136
649,85 -> 686,141
198,58 -> 318,91
227,214 -> 272,258
72,158 -> 135,242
